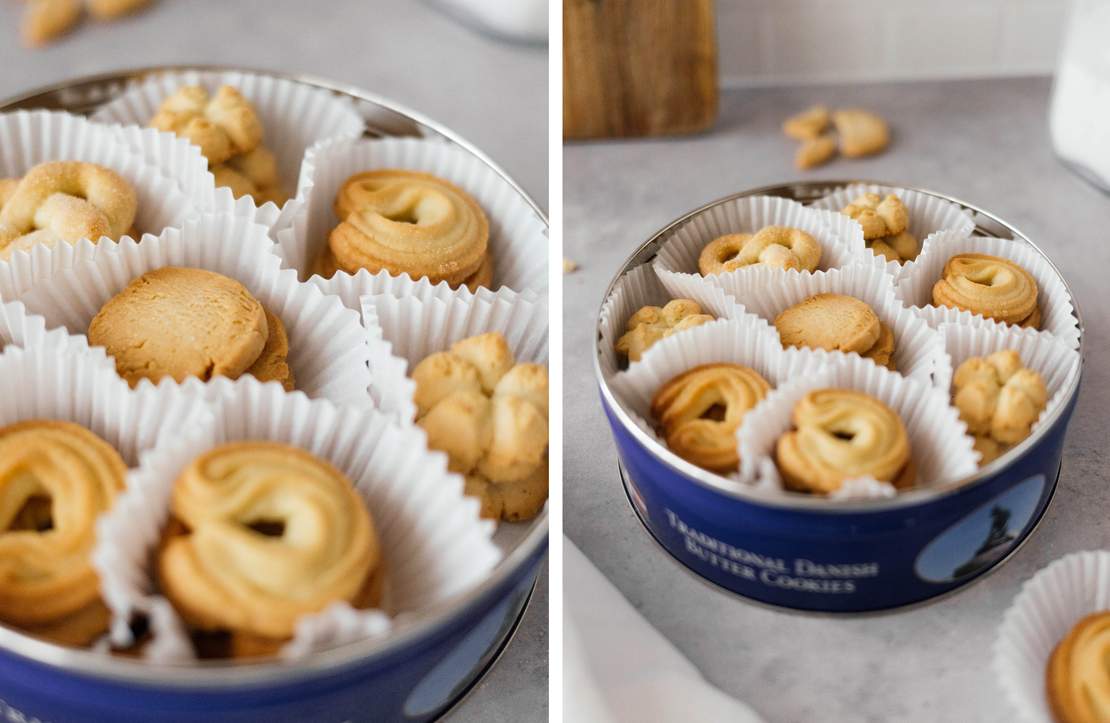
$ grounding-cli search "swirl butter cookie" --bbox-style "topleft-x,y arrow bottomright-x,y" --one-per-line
88,267 -> 270,387
650,363 -> 770,473
774,293 -> 896,370
932,253 -> 1040,328
775,389 -> 915,494
1046,611 -> 1110,723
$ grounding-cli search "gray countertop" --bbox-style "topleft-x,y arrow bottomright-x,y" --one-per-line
564,76 -> 1110,723
0,2 -> 547,721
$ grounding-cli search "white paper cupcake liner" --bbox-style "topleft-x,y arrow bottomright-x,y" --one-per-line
896,231 -> 1081,350
91,69 -> 366,215
598,263 -> 767,379
938,322 -> 1081,468
279,136 -> 548,297
709,264 -> 945,384
737,352 -> 978,499
0,298 -> 103,361
361,287 -> 548,423
14,212 -> 373,405
809,183 -> 977,277
995,551 -> 1110,723
93,376 -> 500,661
0,111 -> 201,290
652,195 -> 867,306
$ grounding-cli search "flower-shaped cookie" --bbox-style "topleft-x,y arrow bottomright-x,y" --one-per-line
952,350 -> 1047,464
413,332 -> 548,522
616,299 -> 714,363
841,193 -> 919,263
150,85 -> 262,166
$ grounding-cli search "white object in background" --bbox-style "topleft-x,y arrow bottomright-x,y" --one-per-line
428,0 -> 547,45
564,538 -> 764,723
1050,0 -> 1110,191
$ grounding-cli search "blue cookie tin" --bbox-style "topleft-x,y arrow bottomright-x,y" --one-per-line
595,181 -> 1083,614
0,66 -> 548,723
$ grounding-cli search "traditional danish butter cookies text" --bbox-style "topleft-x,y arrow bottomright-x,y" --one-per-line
412,332 -> 548,522
698,225 -> 821,275
840,193 -> 920,263
157,441 -> 382,659
932,253 -> 1041,329
774,293 -> 896,369
775,389 -> 915,495
0,420 -> 125,646
952,350 -> 1047,465
88,267 -> 294,390
150,85 -> 289,206
616,299 -> 714,363
319,169 -> 493,292
0,160 -> 138,260
650,363 -> 770,473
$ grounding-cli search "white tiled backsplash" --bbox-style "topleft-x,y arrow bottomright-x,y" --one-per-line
718,0 -> 1069,86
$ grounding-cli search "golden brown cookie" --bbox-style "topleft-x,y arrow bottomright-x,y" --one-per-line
861,322 -> 896,370
953,350 -> 1047,465
774,293 -> 882,356
795,134 -> 837,170
932,253 -> 1040,327
87,0 -> 150,19
328,169 -> 490,290
698,226 -> 821,275
0,420 -> 125,646
213,146 -> 288,206
775,388 -> 913,494
783,105 -> 830,141
21,0 -> 81,47
413,333 -> 548,522
832,109 -> 890,157
841,193 -> 908,241
870,230 -> 920,264
158,441 -> 381,658
246,308 -> 294,391
88,267 -> 269,387
650,363 -> 771,473
1046,611 -> 1110,723
150,85 -> 263,166
616,299 -> 715,363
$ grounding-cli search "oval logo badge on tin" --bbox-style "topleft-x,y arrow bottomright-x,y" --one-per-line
914,474 -> 1046,584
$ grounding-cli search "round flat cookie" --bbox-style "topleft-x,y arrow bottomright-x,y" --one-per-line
246,307 -> 294,391
89,267 -> 268,386
774,293 -> 881,355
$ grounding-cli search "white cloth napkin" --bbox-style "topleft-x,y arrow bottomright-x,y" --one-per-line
564,537 -> 765,723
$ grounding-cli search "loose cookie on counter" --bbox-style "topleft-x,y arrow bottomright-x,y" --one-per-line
775,388 -> 915,494
412,332 -> 548,521
774,293 -> 896,370
952,350 -> 1047,465
650,363 -> 770,473
616,299 -> 714,363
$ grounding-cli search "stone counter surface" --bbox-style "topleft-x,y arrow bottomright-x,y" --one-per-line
564,76 -> 1109,722
0,2 -> 547,721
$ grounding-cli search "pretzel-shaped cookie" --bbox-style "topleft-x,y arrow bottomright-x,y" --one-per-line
1047,611 -> 1110,723
0,420 -> 125,645
150,85 -> 263,166
0,161 -> 137,254
650,363 -> 770,473
616,299 -> 715,362
775,389 -> 914,494
698,225 -> 821,275
329,170 -> 490,289
414,333 -> 548,521
158,442 -> 381,655
932,253 -> 1040,327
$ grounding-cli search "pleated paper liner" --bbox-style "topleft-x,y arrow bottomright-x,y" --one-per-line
14,213 -> 373,405
0,111 -> 201,296
709,263 -> 946,385
736,351 -> 978,500
652,194 -> 868,308
90,69 -> 366,216
938,322 -> 1081,470
278,136 -> 548,297
995,551 -> 1110,723
93,376 -> 501,662
597,262 -> 765,379
0,299 -> 101,360
361,286 -> 548,432
896,230 -> 1081,350
808,182 -> 977,277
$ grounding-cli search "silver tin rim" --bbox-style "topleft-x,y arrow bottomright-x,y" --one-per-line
594,180 -> 1085,513
0,65 -> 549,687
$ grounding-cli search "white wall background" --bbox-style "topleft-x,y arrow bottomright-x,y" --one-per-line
717,0 -> 1070,86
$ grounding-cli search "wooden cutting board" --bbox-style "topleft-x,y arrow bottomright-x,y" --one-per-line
563,0 -> 718,139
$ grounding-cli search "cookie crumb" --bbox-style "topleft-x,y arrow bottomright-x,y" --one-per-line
563,258 -> 578,274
